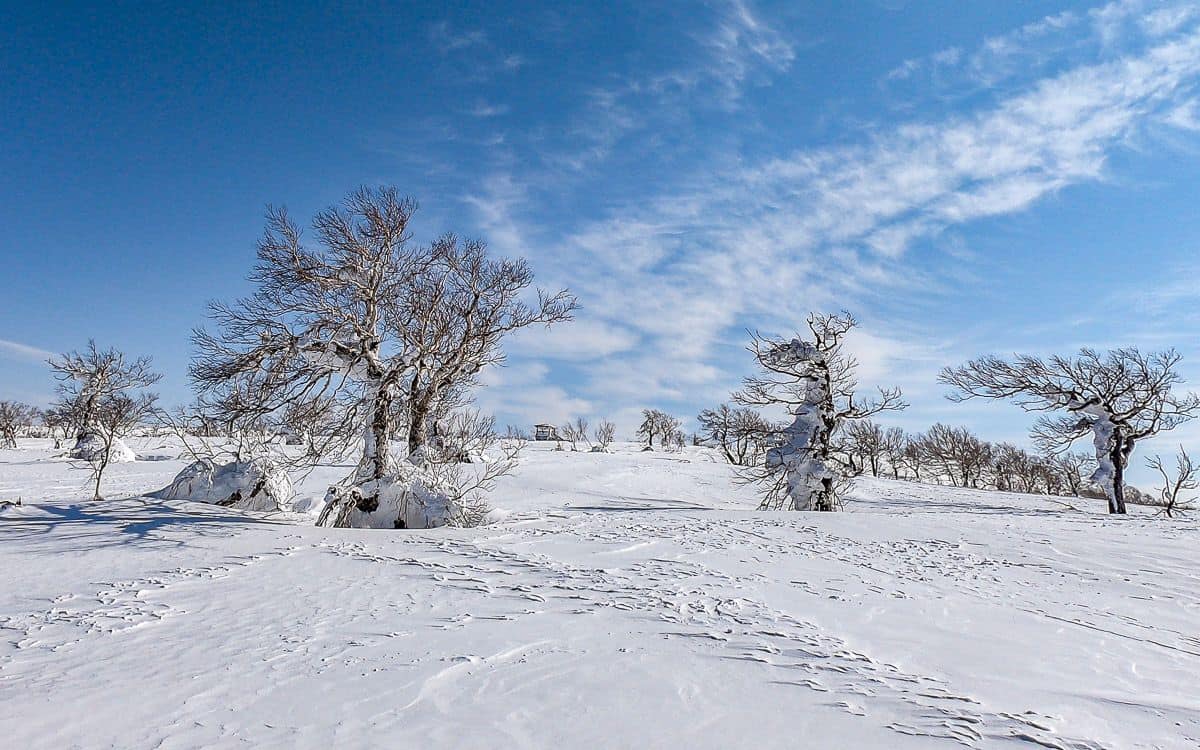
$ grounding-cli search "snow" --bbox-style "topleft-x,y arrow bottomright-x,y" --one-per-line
156,457 -> 295,512
1,438 -> 1198,749
318,469 -> 454,529
70,431 -> 136,463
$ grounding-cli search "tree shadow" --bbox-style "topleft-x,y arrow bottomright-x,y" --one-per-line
846,480 -> 1104,521
564,491 -> 712,512
0,496 -> 292,553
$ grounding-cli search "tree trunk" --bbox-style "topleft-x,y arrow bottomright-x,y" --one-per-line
1109,443 -> 1127,514
407,396 -> 430,457
363,378 -> 391,481
92,444 -> 108,500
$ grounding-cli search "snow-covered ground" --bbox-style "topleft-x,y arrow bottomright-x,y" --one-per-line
1,439 -> 1197,749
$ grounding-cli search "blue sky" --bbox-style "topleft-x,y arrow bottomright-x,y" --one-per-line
4,0 -> 1200,478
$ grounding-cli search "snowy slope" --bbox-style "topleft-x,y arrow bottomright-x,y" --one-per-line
0,440 -> 1197,749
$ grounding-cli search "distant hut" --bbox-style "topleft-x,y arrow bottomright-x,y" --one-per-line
533,423 -> 561,441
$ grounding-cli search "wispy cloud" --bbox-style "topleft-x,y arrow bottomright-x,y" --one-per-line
0,338 -> 54,364
468,1 -> 1200,430
694,0 -> 796,106
427,21 -> 487,52
466,101 -> 510,118
566,0 -> 797,167
882,0 -> 1192,98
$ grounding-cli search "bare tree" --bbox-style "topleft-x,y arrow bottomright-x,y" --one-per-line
1053,451 -> 1094,496
430,409 -> 505,464
1146,448 -> 1198,518
636,409 -> 679,449
735,313 -> 906,511
193,189 -> 427,487
281,396 -> 344,459
593,420 -> 615,451
660,415 -> 682,449
896,432 -> 928,481
843,420 -> 887,477
696,404 -> 773,466
990,442 -> 1039,493
87,391 -> 159,500
0,401 -> 37,449
559,417 -> 590,451
666,428 -> 686,452
941,348 -> 1200,513
503,424 -> 531,441
192,187 -> 576,527
49,340 -> 160,449
922,423 -> 992,488
397,233 -> 576,456
41,404 -> 78,448
879,427 -> 906,479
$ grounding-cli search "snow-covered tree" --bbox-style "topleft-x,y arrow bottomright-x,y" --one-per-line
735,312 -> 905,511
940,348 -> 1200,514
193,190 -> 427,487
193,187 -> 575,527
666,428 -> 686,452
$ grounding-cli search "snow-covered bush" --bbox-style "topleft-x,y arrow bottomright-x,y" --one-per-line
157,458 -> 294,512
315,412 -> 515,529
316,457 -> 493,529
317,468 -> 452,529
71,432 -> 136,463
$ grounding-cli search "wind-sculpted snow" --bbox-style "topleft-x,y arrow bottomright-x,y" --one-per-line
0,440 -> 1197,748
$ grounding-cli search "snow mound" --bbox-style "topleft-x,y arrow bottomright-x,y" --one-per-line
157,458 -> 295,512
70,433 -> 135,463
318,470 -> 454,529
316,457 -> 493,529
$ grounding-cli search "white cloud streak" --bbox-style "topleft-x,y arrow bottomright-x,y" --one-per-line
468,1 -> 1200,431
0,338 -> 55,365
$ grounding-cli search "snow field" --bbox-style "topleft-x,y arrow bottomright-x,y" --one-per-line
0,439 -> 1197,749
